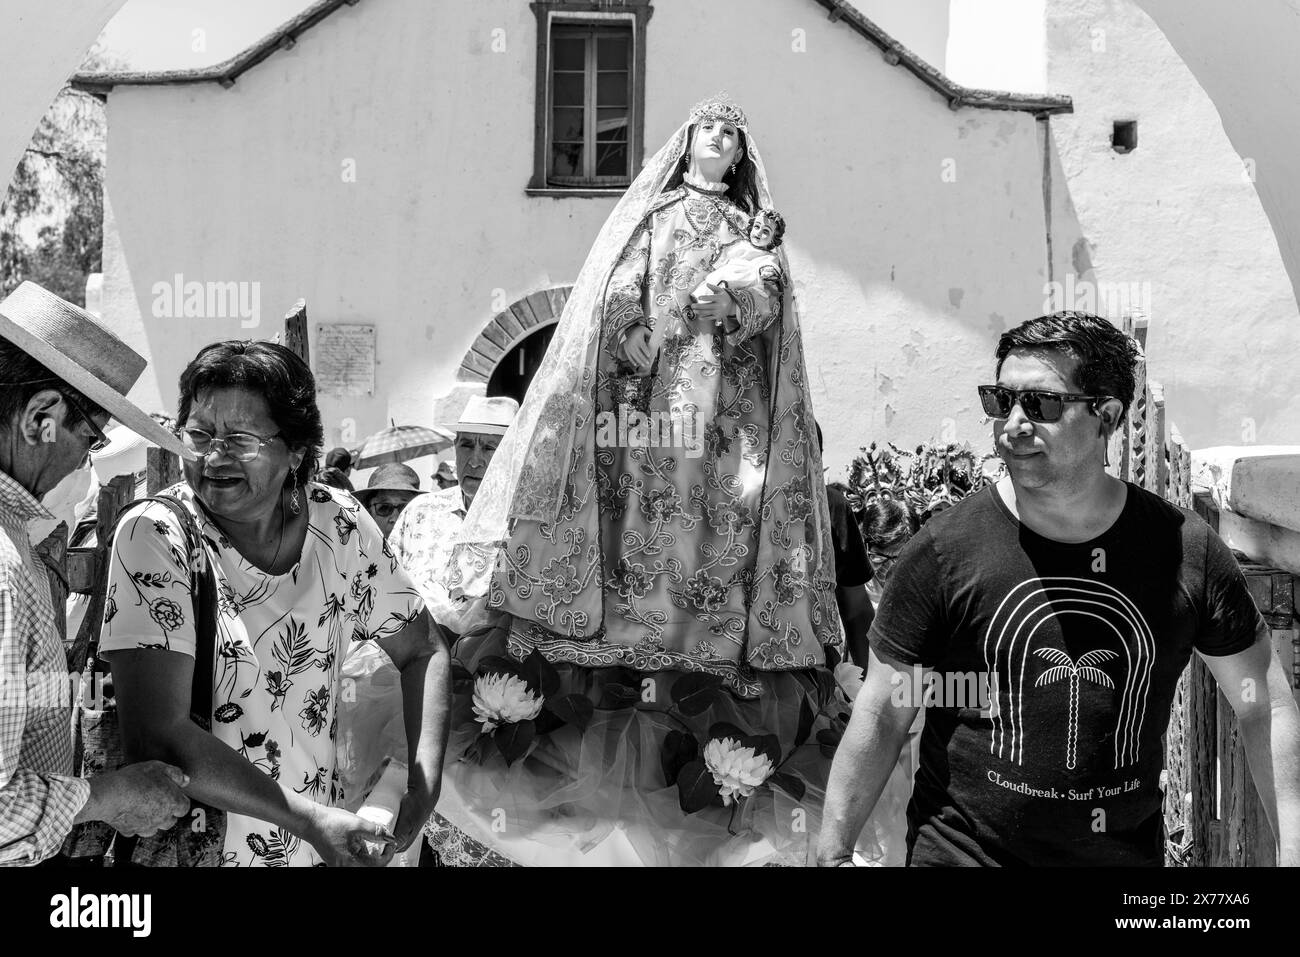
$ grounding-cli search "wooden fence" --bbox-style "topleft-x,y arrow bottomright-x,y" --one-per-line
1119,315 -> 1298,866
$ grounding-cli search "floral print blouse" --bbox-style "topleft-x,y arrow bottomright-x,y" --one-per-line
99,482 -> 424,866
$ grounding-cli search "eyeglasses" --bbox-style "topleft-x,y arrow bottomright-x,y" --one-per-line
369,502 -> 408,519
0,377 -> 110,453
179,427 -> 280,462
61,391 -> 110,453
977,386 -> 1110,424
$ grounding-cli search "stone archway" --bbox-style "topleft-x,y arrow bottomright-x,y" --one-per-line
456,286 -> 572,384
431,285 -> 572,425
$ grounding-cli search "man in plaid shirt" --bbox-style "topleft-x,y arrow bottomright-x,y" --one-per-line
0,282 -> 192,865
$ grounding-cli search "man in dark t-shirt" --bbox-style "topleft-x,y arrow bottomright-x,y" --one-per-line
817,312 -> 1300,867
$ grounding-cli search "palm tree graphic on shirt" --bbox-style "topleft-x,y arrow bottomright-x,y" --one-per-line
1033,647 -> 1119,770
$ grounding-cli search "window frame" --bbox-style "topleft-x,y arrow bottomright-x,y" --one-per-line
528,1 -> 653,195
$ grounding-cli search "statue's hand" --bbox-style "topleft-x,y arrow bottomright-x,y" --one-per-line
622,324 -> 653,370
692,284 -> 732,326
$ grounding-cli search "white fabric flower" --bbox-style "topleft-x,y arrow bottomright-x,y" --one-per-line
471,673 -> 544,732
703,736 -> 775,806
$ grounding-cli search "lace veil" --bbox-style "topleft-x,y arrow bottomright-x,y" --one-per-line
454,105 -> 836,596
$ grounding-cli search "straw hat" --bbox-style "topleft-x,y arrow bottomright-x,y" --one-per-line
0,281 -> 189,458
353,462 -> 421,506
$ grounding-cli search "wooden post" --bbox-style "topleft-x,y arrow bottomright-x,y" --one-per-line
146,446 -> 183,494
284,299 -> 310,366
35,525 -> 70,646
65,474 -> 136,674
1150,382 -> 1168,496
1119,313 -> 1150,485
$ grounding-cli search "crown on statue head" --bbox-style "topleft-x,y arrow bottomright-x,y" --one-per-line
689,92 -> 748,131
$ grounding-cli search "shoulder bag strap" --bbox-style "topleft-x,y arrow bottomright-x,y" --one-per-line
100,495 -> 218,729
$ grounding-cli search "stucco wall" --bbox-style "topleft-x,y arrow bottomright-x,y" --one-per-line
99,0 -> 1060,478
1045,0 -> 1300,448
1133,0 -> 1300,342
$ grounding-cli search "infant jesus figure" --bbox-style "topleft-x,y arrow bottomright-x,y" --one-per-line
685,206 -> 787,335
612,207 -> 787,413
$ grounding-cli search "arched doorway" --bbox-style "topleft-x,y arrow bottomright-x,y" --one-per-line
435,285 -> 571,426
487,322 -> 556,404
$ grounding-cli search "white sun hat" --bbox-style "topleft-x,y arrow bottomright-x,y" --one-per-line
454,395 -> 519,436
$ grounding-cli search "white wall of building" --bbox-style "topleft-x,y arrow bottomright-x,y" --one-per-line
98,0 -> 1061,478
1133,0 -> 1300,347
1045,0 -> 1300,448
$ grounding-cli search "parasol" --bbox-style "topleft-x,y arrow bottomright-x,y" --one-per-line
355,422 -> 455,469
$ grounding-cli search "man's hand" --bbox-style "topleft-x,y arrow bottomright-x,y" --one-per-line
303,803 -> 396,867
81,760 -> 191,836
622,324 -> 653,370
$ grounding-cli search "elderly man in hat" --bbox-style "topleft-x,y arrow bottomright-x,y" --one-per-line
355,463 -> 422,540
0,282 -> 193,865
389,395 -> 518,638
431,460 -> 457,491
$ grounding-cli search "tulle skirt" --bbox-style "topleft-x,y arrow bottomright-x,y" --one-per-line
338,626 -> 914,866
431,618 -> 858,867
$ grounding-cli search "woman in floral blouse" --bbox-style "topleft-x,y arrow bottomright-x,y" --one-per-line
101,341 -> 449,866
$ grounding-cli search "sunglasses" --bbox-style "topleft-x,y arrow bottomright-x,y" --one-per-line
369,502 -> 408,519
179,427 -> 281,462
977,386 -> 1110,424
61,391 -> 110,453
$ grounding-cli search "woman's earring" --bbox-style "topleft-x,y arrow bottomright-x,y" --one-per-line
730,163 -> 737,175
290,471 -> 302,515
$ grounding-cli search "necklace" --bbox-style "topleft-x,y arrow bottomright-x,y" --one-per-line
683,171 -> 728,194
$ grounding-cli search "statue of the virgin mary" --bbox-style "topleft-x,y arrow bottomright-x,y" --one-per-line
429,94 -> 870,866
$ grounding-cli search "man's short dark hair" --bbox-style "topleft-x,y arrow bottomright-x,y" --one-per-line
995,311 -> 1141,423
0,340 -> 106,435
325,447 -> 352,470
316,466 -> 353,491
177,340 -> 323,487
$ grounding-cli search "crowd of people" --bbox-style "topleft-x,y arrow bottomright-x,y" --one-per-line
2,95 -> 1297,867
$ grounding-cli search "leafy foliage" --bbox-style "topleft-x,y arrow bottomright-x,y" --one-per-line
2,89 -> 106,301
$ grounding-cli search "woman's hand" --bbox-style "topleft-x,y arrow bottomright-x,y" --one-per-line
303,802 -> 396,867
392,785 -> 440,853
691,284 -> 733,328
622,324 -> 653,370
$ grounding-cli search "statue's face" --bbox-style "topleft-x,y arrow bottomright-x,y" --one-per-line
692,117 -> 742,169
749,213 -> 777,248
